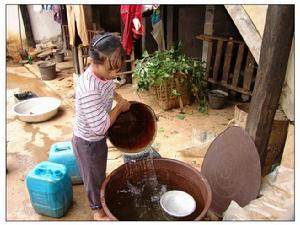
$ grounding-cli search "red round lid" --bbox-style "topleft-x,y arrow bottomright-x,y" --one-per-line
201,126 -> 261,217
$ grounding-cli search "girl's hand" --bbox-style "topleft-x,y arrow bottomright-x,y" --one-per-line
118,98 -> 130,112
114,91 -> 123,103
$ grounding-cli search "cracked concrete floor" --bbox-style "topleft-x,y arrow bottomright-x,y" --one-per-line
6,64 -> 234,220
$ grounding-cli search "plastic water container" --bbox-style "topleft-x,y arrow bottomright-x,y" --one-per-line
48,142 -> 83,184
26,161 -> 73,218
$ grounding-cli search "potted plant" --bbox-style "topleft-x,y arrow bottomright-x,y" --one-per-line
133,43 -> 206,112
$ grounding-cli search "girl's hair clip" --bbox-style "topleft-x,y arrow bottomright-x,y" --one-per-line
92,34 -> 112,48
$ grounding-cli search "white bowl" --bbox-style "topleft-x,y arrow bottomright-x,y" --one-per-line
160,190 -> 196,217
12,97 -> 61,122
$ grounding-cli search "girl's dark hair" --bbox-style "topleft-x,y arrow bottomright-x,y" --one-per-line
89,32 -> 125,70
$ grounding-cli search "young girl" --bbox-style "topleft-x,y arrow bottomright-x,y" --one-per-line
72,33 -> 130,220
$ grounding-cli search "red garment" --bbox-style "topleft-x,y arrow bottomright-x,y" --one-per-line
121,5 -> 144,56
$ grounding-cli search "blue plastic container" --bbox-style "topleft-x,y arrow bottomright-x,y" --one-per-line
48,141 -> 82,184
26,161 -> 73,218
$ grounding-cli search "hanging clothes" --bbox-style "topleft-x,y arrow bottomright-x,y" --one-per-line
150,9 -> 160,25
66,5 -> 89,46
151,8 -> 165,50
120,5 -> 144,56
33,5 -> 43,13
52,5 -> 62,24
42,5 -> 52,11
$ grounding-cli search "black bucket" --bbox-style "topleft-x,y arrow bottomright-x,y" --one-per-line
14,91 -> 38,103
208,89 -> 228,109
54,51 -> 64,62
38,61 -> 56,80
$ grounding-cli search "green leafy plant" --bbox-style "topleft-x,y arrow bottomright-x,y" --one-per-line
133,42 -> 207,112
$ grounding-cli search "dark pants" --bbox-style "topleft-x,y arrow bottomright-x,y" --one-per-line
72,135 -> 108,210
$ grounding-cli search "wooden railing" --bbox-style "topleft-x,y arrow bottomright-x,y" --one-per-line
196,34 -> 257,98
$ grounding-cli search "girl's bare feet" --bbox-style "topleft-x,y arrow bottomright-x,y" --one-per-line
93,208 -> 110,221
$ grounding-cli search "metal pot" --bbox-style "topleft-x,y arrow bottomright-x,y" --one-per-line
208,89 -> 228,109
107,101 -> 157,153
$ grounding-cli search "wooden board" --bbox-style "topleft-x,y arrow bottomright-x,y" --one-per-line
232,43 -> 245,87
241,52 -> 255,101
196,34 -> 244,44
222,37 -> 234,84
212,40 -> 223,82
37,49 -> 54,58
204,41 -> 213,80
207,78 -> 252,95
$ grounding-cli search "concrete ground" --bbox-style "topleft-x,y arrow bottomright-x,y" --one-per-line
6,58 -> 235,220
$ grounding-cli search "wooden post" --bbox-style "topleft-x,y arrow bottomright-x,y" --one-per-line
77,45 -> 84,74
19,5 -> 35,47
204,40 -> 213,80
166,6 -> 174,49
141,17 -> 146,52
245,5 -> 294,174
166,6 -> 178,49
72,46 -> 80,75
173,6 -> 179,45
202,5 -> 215,63
175,77 -> 184,113
212,40 -> 223,82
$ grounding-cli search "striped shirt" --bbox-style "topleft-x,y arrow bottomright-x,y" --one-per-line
73,66 -> 114,141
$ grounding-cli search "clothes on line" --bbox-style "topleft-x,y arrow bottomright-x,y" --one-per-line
42,5 -> 53,11
151,20 -> 165,50
151,9 -> 161,25
121,5 -> 144,56
66,5 -> 89,46
52,5 -> 62,24
151,8 -> 165,50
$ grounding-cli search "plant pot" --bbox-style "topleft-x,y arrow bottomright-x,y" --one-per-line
208,89 -> 228,109
38,61 -> 56,80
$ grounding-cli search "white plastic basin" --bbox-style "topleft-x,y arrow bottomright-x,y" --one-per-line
12,97 -> 61,122
160,190 -> 196,217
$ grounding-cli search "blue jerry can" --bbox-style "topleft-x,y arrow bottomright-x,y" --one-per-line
48,142 -> 83,184
26,161 -> 73,218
